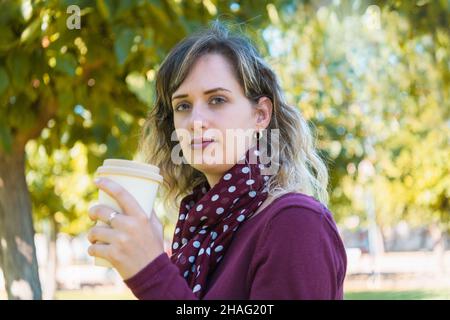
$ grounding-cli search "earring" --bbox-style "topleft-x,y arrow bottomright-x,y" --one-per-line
253,128 -> 262,140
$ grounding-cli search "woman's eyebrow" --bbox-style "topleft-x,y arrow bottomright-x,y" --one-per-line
171,87 -> 231,102
204,87 -> 231,95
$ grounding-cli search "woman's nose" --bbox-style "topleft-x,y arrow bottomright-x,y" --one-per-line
189,102 -> 211,132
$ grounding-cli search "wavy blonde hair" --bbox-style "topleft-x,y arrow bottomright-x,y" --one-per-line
139,22 -> 329,212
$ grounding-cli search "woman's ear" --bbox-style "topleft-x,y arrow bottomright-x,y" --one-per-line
255,96 -> 273,129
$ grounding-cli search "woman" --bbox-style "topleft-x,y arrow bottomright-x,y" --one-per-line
87,22 -> 347,300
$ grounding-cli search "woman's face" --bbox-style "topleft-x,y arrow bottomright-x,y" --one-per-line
171,53 -> 271,184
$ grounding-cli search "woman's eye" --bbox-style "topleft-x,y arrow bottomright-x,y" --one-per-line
175,103 -> 190,112
210,96 -> 226,105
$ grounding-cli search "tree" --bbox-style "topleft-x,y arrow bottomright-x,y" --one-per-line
263,1 -> 449,239
0,0 -> 285,299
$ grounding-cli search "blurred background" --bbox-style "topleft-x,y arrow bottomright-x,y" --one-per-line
0,0 -> 449,300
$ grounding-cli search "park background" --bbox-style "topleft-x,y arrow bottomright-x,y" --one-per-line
0,0 -> 449,299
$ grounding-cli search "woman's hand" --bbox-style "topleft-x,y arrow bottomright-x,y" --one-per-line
87,177 -> 164,280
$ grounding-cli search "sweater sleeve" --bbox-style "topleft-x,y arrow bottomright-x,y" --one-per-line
123,253 -> 198,300
248,205 -> 347,300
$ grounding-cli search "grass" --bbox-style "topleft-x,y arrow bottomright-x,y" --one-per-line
54,288 -> 450,300
55,289 -> 136,300
344,289 -> 450,300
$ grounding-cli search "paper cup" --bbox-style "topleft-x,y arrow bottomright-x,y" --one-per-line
93,159 -> 163,267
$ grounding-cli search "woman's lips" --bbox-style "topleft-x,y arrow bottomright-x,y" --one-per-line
190,140 -> 215,150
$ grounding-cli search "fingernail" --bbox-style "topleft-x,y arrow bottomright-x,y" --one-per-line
94,178 -> 102,185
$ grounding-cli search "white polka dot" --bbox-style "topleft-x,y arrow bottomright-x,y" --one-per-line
193,241 -> 201,248
223,173 -> 232,180
246,179 -> 255,185
198,248 -> 204,255
189,226 -> 196,233
175,227 -> 180,234
210,241 -> 215,248
191,265 -> 196,272
242,167 -> 250,174
228,186 -> 236,193
215,245 -> 224,253
233,198 -> 239,204
193,284 -> 201,293
241,209 -> 246,213
216,207 -> 224,215
188,256 -> 195,263
249,191 -> 256,197
237,214 -> 245,222
172,242 -> 179,250
182,238 -> 188,245
185,205 -> 190,210
184,271 -> 189,278
233,227 -> 238,232
200,216 -> 208,221
199,230 -> 207,234
196,204 -> 203,211
258,201 -> 263,206
206,247 -> 211,255
223,225 -> 228,232
211,231 -> 218,240
211,194 -> 219,201
179,214 -> 186,220
217,256 -> 223,263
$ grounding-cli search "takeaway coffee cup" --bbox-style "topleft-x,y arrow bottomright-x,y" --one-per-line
93,159 -> 163,267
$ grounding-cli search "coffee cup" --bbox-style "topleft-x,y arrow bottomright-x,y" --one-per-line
93,159 -> 163,267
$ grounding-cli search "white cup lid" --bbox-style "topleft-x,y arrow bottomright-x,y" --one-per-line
96,165 -> 163,183
103,159 -> 160,174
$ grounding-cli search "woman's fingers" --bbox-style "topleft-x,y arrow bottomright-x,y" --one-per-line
89,204 -> 124,226
150,209 -> 163,234
89,204 -> 141,233
94,177 -> 145,219
88,243 -> 111,260
87,226 -> 116,244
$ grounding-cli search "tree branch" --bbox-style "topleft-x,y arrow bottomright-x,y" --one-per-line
15,95 -> 58,151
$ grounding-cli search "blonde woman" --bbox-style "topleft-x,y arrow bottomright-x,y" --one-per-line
88,22 -> 347,299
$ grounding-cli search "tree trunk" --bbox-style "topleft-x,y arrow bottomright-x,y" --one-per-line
0,149 -> 42,299
44,218 -> 57,300
430,222 -> 446,274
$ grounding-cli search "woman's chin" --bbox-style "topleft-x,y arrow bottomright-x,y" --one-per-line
190,159 -> 234,176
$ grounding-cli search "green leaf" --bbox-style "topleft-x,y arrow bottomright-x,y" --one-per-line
0,67 -> 9,96
106,134 -> 119,156
0,26 -> 17,51
20,18 -> 41,43
0,123 -> 13,153
96,0 -> 111,20
7,52 -> 30,90
114,27 -> 135,66
125,71 -> 153,106
55,54 -> 77,76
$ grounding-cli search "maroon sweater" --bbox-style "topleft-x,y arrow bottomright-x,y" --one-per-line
124,193 -> 347,300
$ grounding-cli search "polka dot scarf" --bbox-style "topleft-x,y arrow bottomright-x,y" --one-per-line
170,146 -> 270,298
